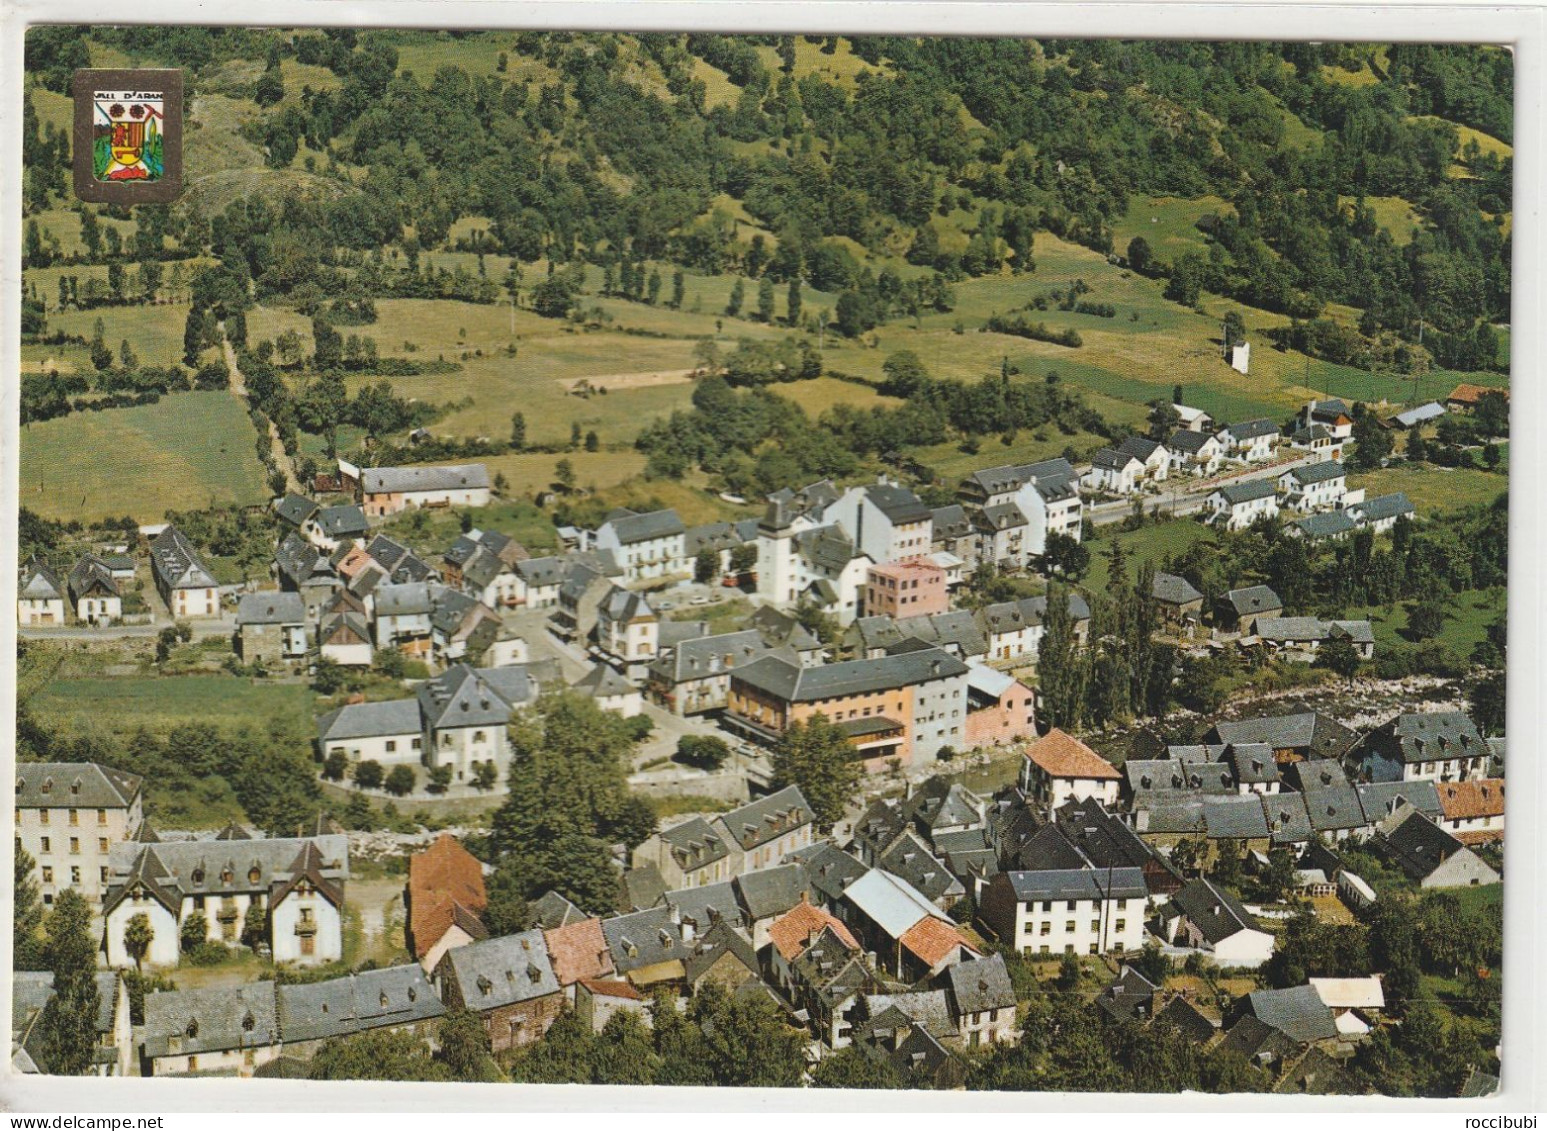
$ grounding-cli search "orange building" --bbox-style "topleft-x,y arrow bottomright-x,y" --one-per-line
726,647 -> 969,770
862,557 -> 950,620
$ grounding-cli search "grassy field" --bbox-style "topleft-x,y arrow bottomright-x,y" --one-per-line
1113,195 -> 1236,263
1345,586 -> 1504,654
774,376 -> 903,418
1347,462 -> 1507,516
30,674 -> 315,736
376,496 -> 561,554
18,392 -> 270,522
1079,517 -> 1220,595
483,449 -> 648,500
1340,195 -> 1425,244
49,299 -> 202,371
1409,115 -> 1513,160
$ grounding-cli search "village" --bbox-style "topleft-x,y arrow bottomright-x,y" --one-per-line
12,386 -> 1506,1094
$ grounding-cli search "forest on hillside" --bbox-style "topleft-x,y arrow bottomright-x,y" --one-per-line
24,29 -> 1511,377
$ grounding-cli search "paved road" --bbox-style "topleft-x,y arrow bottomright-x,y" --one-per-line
20,615 -> 237,641
1085,451 -> 1315,528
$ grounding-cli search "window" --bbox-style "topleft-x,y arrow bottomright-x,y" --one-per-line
99,838 -> 109,853
1116,919 -> 1127,933
1039,945 -> 1050,955
42,867 -> 53,883
70,838 -> 80,854
1039,922 -> 1051,936
40,837 -> 50,854
1041,901 -> 1052,913
1065,921 -> 1076,933
385,741 -> 397,753
1066,900 -> 1077,911
100,867 -> 108,884
1090,943 -> 1100,955
69,809 -> 79,826
1065,944 -> 1075,955
71,866 -> 81,884
1091,920 -> 1100,934
98,809 -> 107,825
39,810 -> 48,826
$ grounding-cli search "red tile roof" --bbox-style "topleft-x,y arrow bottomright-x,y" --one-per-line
579,977 -> 644,1001
767,896 -> 859,961
1437,779 -> 1505,821
544,918 -> 615,986
898,916 -> 977,968
1447,383 -> 1506,405
1025,728 -> 1122,781
407,834 -> 488,961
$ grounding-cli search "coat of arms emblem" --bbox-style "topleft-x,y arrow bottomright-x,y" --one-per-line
73,69 -> 183,203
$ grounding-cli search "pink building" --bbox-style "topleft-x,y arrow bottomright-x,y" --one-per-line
863,557 -> 949,620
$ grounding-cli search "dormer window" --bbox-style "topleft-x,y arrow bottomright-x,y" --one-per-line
42,778 -> 52,795
380,991 -> 390,1008
221,869 -> 234,884
249,867 -> 261,884
242,1013 -> 255,1032
192,868 -> 205,886
477,975 -> 493,996
186,1019 -> 199,1039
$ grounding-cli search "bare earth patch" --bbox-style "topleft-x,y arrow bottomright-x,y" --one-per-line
560,370 -> 694,392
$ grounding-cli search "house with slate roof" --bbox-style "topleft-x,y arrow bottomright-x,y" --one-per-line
825,480 -> 935,565
975,591 -> 1091,663
1373,803 -> 1500,889
929,503 -> 981,567
787,842 -> 869,911
276,965 -> 446,1058
1158,878 -> 1275,966
12,970 -> 132,1077
1232,984 -> 1339,1045
103,834 -> 348,967
841,867 -> 980,981
632,817 -> 737,891
1345,492 -> 1416,534
1278,459 -> 1348,513
1207,711 -> 1359,766
1168,428 -> 1226,477
1082,447 -> 1146,496
140,982 -> 281,1077
1097,964 -> 1159,1025
1288,422 -> 1342,462
237,591 -> 309,665
16,762 -> 144,904
957,457 -> 1084,569
66,554 -> 122,625
353,462 -> 491,517
683,519 -> 757,581
647,628 -> 796,715
1359,710 -> 1490,783
785,922 -> 881,1048
275,532 -> 342,617
594,507 -> 689,581
593,584 -> 659,675
574,662 -> 643,717
406,833 -> 488,971
415,663 -> 536,786
1289,510 -> 1358,542
978,866 -> 1147,957
847,999 -> 966,1087
1218,419 -> 1282,463
1156,994 -> 1219,1045
942,954 -> 1018,1048
726,646 -> 970,768
1152,572 -> 1204,626
601,906 -> 700,992
712,785 -> 817,873
149,526 -> 221,618
1301,399 -> 1354,440
302,504 -> 369,553
1217,584 -> 1283,634
1205,478 -> 1279,530
273,493 -> 319,530
1251,617 -> 1375,662
434,929 -> 563,1051
442,528 -> 529,607
733,862 -> 812,949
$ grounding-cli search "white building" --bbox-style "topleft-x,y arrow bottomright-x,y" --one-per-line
15,762 -> 144,906
1118,436 -> 1171,483
1167,429 -> 1225,477
1019,729 -> 1122,810
958,458 -> 1084,567
825,480 -> 934,566
66,555 -> 123,625
1217,419 -> 1281,465
594,508 -> 689,582
1158,878 -> 1275,967
18,559 -> 67,626
148,526 -> 221,619
353,462 -> 492,518
1173,404 -> 1213,433
979,868 -> 1149,957
1206,478 -> 1280,530
1082,448 -> 1145,496
103,835 -> 348,968
1278,459 -> 1347,513
594,584 -> 659,672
